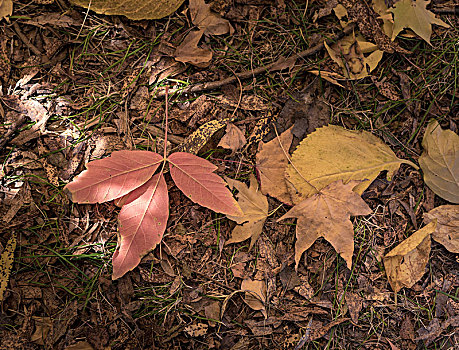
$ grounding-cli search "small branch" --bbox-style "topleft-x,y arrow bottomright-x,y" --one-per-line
154,24 -> 355,98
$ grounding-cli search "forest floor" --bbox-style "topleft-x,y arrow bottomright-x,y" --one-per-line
0,0 -> 458,349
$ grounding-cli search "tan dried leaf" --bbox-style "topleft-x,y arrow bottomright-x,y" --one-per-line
0,234 -> 16,302
189,0 -> 233,35
424,205 -> 459,253
218,123 -> 247,154
69,0 -> 185,20
419,120 -> 459,203
384,221 -> 436,293
278,180 -> 372,269
256,127 -> 294,205
184,322 -> 208,337
389,0 -> 450,45
225,174 -> 268,249
241,278 -> 267,318
286,125 -> 417,202
0,0 -> 12,20
174,29 -> 212,67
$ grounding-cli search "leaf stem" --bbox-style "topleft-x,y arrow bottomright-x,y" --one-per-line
164,85 -> 169,160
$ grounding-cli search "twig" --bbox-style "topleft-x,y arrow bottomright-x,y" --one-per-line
0,114 -> 26,149
154,24 -> 356,98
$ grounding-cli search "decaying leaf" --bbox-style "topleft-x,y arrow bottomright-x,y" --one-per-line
174,29 -> 212,67
0,234 -> 16,302
424,205 -> 459,253
189,0 -> 233,35
256,127 -> 294,205
418,120 -> 459,204
218,123 -> 247,154
278,180 -> 372,269
225,175 -> 269,249
0,0 -> 12,20
241,278 -> 267,318
308,70 -> 346,88
384,221 -> 436,293
285,125 -> 417,202
65,148 -> 241,279
176,118 -> 230,154
325,33 -> 384,79
184,322 -> 208,337
69,0 -> 185,20
389,0 -> 450,44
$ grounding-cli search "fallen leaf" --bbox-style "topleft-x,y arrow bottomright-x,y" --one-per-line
0,234 -> 16,302
424,205 -> 459,253
184,322 -> 208,337
285,125 -> 417,202
0,0 -> 12,20
64,150 -> 163,203
24,13 -> 79,27
65,148 -> 241,279
383,221 -> 436,293
308,70 -> 346,88
176,118 -> 230,154
389,0 -> 450,44
241,278 -> 267,318
69,0 -> 185,20
218,123 -> 247,154
169,152 -> 242,216
174,29 -> 212,67
64,341 -> 94,350
325,33 -> 384,79
256,127 -> 294,205
345,291 -> 364,324
112,174 -> 168,280
418,120 -> 459,203
414,316 -> 459,346
225,174 -> 268,249
189,0 -> 233,35
372,0 -> 394,37
278,180 -> 372,269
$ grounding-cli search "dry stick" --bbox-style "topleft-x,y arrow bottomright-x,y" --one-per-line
154,24 -> 355,99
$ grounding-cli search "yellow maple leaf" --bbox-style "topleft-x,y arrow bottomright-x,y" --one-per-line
389,0 -> 450,45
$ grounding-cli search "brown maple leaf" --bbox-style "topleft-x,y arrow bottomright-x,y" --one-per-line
278,180 -> 372,269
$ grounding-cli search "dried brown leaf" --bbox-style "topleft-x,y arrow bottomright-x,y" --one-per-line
424,205 -> 459,253
174,29 -> 212,67
218,123 -> 247,154
241,278 -> 267,318
383,221 -> 436,292
0,0 -> 12,20
0,234 -> 16,302
278,180 -> 372,269
189,0 -> 233,35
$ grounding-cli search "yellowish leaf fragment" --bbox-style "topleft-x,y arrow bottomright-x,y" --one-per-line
69,0 -> 185,20
0,234 -> 17,302
372,0 -> 394,37
0,0 -> 13,20
241,278 -> 267,318
384,221 -> 436,292
278,180 -> 372,269
418,120 -> 459,204
424,205 -> 459,253
225,175 -> 269,249
389,0 -> 450,44
285,125 -> 418,202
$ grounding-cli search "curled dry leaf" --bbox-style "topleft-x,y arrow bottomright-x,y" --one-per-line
278,180 -> 372,269
225,174 -> 268,249
0,234 -> 16,302
218,123 -> 247,154
189,0 -> 233,35
256,127 -> 294,205
383,221 -> 436,293
389,0 -> 450,45
69,0 -> 185,20
174,29 -> 212,67
418,120 -> 459,204
424,205 -> 459,253
241,278 -> 267,318
286,125 -> 417,202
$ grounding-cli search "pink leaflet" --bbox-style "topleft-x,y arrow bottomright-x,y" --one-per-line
64,150 -> 163,204
112,173 -> 169,280
168,152 -> 242,216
